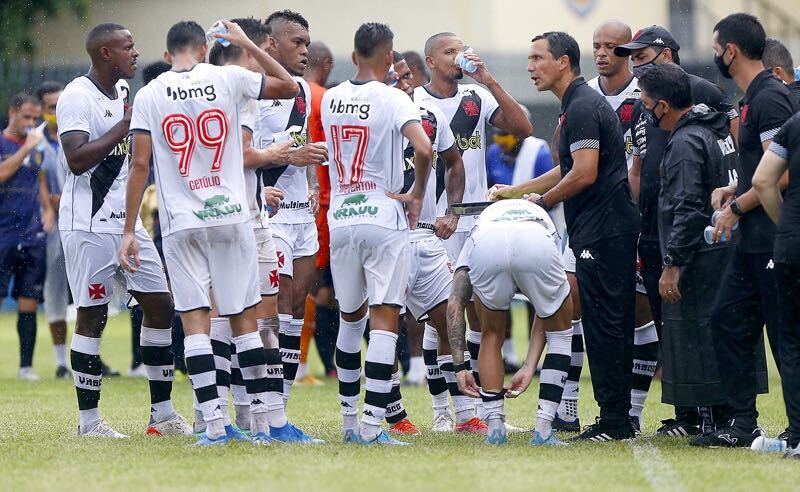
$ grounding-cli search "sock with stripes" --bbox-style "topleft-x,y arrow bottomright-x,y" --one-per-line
480,388 -> 505,424
423,324 -> 449,417
232,331 -> 270,435
438,354 -> 475,423
140,326 -> 176,424
71,333 -> 102,431
466,329 -> 484,419
630,321 -> 658,421
185,333 -> 224,439
257,316 -> 287,428
230,343 -> 250,430
361,330 -> 397,441
210,318 -> 232,427
336,314 -> 367,432
385,370 -> 407,424
18,311 -> 37,368
536,327 -> 573,437
279,315 -> 302,401
557,318 -> 583,422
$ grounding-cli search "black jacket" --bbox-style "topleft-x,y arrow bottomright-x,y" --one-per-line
658,105 -> 736,266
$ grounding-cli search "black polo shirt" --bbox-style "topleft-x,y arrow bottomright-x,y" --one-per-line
632,73 -> 738,242
737,69 -> 798,254
768,113 -> 800,263
788,80 -> 800,107
558,77 -> 639,249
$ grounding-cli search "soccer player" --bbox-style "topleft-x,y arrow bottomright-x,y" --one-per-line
323,22 -> 432,445
388,52 -> 467,434
447,199 -> 573,446
120,19 -> 298,445
402,50 -> 429,88
762,38 -> 800,105
259,10 -> 328,401
57,23 -> 189,438
415,32 -> 532,423
695,13 -> 798,448
493,31 -> 640,441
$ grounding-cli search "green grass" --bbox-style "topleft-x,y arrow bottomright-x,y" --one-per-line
0,307 -> 796,492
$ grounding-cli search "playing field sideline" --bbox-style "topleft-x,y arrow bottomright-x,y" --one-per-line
0,309 -> 795,491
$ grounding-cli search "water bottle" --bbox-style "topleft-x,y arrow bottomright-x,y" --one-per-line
455,47 -> 478,73
205,21 -> 230,47
711,210 -> 738,230
704,226 -> 727,244
272,125 -> 303,145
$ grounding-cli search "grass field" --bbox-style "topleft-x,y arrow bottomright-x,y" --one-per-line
0,307 -> 796,492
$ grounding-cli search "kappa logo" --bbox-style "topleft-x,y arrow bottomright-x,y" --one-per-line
340,401 -> 353,408
579,250 -> 595,260
767,259 -> 775,270
88,283 -> 107,300
103,109 -> 113,118
654,37 -> 664,44
363,409 -> 375,418
251,399 -> 265,405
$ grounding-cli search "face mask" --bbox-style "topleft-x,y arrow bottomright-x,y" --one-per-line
43,113 -> 57,128
632,49 -> 664,79
714,51 -> 734,79
643,100 -> 665,128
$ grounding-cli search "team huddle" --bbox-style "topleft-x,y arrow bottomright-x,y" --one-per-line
49,9 -> 800,452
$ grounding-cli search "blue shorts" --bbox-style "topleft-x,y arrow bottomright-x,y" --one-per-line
0,242 -> 46,302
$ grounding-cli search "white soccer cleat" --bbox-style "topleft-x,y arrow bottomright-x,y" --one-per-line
18,367 -> 40,381
505,422 -> 528,434
78,419 -> 129,438
126,364 -> 148,378
146,413 -> 193,436
432,412 -> 455,433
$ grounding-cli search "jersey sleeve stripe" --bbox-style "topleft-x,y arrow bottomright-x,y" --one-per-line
130,128 -> 151,134
400,118 -> 421,132
768,141 -> 789,159
58,129 -> 90,138
242,124 -> 254,134
569,139 -> 600,153
257,74 -> 267,100
727,108 -> 739,120
488,106 -> 502,126
760,128 -> 781,143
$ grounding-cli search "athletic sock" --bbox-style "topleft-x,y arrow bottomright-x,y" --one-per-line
279,315 -> 302,400
423,324 -> 449,416
409,355 -> 424,378
232,331 -> 270,435
361,330 -> 397,441
229,343 -> 250,429
257,316 -> 287,428
537,328 -> 573,437
438,354 -> 474,423
140,325 -> 175,423
210,318 -> 233,427
630,321 -> 658,421
385,370 -> 408,424
71,334 -> 102,431
298,295 -> 316,379
558,318 -> 583,422
466,329 -> 483,418
53,344 -> 67,368
480,388 -> 505,422
184,333 -> 224,439
18,312 -> 37,368
502,337 -> 520,366
336,314 -> 367,432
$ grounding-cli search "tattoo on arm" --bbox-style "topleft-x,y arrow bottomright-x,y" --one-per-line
447,268 -> 473,365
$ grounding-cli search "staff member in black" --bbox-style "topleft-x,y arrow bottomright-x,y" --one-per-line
753,112 -> 800,459
492,31 -> 640,441
639,64 -> 737,433
696,13 -> 799,448
615,25 -> 740,437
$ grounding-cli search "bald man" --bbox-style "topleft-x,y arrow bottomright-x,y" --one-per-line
402,50 -> 429,87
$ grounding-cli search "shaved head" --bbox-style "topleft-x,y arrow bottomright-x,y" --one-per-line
593,20 -> 631,42
85,22 -> 128,57
424,32 -> 457,56
308,41 -> 332,65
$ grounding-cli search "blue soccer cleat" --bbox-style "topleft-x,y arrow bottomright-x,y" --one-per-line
343,429 -> 359,444
251,432 -> 274,445
194,433 -> 229,446
356,429 -> 412,446
531,430 -> 568,447
270,423 -> 325,444
486,427 -> 508,445
225,424 -> 251,441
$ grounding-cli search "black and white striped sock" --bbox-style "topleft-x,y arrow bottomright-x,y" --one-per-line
423,324 -> 449,416
232,331 -> 270,435
209,318 -> 232,427
140,326 -> 175,423
229,342 -> 250,429
630,321 -> 658,421
279,315 -> 302,401
536,328 -> 573,436
385,370 -> 407,424
466,329 -> 483,418
185,333 -> 224,439
558,318 -> 583,422
71,333 -> 102,431
336,314 -> 367,432
361,330 -> 397,441
438,354 -> 475,423
257,316 -> 287,428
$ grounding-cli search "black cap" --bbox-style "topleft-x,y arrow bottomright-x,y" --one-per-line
614,25 -> 680,56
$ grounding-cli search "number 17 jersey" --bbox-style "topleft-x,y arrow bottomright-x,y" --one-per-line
130,63 -> 265,236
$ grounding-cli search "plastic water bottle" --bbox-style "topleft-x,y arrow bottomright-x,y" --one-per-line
711,210 -> 738,230
704,226 -> 728,244
205,21 -> 230,47
751,435 -> 787,454
455,47 -> 478,73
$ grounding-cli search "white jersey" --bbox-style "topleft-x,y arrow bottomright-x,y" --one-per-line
587,75 -> 640,170
240,99 -> 269,230
57,77 -> 142,233
322,80 -> 420,231
401,104 -> 456,240
129,63 -> 265,236
414,84 -> 500,232
254,76 -> 312,224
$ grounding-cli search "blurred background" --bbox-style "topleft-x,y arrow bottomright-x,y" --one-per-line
3,0 -> 800,140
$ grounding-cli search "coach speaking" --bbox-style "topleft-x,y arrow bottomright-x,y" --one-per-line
491,31 -> 640,441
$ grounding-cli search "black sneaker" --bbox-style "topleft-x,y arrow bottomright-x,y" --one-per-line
778,428 -> 790,441
570,417 -> 635,442
100,360 -> 120,377
55,365 -> 72,380
688,420 -> 763,448
552,414 -> 580,432
655,418 -> 700,437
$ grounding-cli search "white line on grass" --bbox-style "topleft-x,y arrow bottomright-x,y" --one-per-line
629,440 -> 687,492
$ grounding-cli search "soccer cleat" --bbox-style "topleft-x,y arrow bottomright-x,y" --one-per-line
194,433 -> 229,446
225,424 -> 251,441
78,419 -> 128,438
655,418 -> 700,437
18,367 -> 40,381
270,423 -> 325,444
388,418 -> 421,436
751,435 -> 787,454
343,429 -> 359,444
357,429 -> 412,446
785,442 -> 800,459
531,430 -> 568,446
485,427 -> 507,445
570,418 -> 635,442
100,360 -> 120,377
146,413 -> 193,436
552,414 -> 580,432
432,413 -> 455,433
55,365 -> 72,380
127,364 -> 148,378
689,420 -> 763,448
251,432 -> 274,445
295,373 -> 324,386
778,428 -> 790,441
505,422 -> 528,433
454,417 -> 489,435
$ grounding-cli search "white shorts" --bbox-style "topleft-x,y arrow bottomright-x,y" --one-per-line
406,235 -> 453,321
254,228 -> 279,297
44,228 -> 70,322
442,230 -> 469,264
61,228 -> 169,309
163,222 -> 260,317
271,221 -> 319,277
461,223 -> 569,318
330,225 -> 409,313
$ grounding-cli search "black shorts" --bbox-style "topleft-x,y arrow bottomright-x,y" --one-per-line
0,242 -> 46,302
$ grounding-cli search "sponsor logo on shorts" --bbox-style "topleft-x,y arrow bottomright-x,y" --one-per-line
493,208 -> 541,223
88,283 -> 107,300
333,194 -> 378,220
193,194 -> 242,221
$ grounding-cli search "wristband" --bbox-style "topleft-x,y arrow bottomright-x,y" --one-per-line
453,362 -> 470,373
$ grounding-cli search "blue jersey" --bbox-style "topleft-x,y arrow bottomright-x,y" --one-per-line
0,134 -> 45,247
486,138 -> 553,187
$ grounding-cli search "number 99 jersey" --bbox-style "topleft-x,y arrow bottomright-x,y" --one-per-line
130,63 -> 266,236
321,80 -> 420,232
